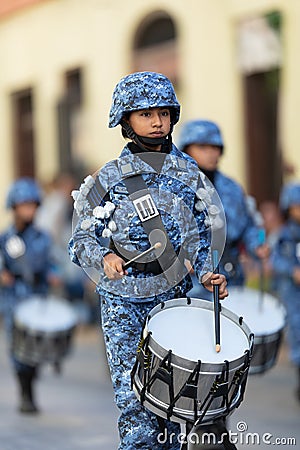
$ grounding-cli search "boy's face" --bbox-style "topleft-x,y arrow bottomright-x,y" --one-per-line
13,201 -> 38,225
127,107 -> 171,148
289,204 -> 300,224
184,144 -> 222,171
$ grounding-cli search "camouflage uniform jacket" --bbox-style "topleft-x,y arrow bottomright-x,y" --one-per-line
69,144 -> 212,301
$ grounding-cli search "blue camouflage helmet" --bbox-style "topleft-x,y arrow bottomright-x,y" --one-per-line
178,119 -> 224,152
279,182 -> 300,212
6,177 -> 42,209
108,71 -> 180,128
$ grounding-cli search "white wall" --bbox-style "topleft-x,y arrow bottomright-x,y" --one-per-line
0,0 -> 299,227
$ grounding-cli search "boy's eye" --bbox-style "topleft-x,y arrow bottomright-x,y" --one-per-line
140,109 -> 169,117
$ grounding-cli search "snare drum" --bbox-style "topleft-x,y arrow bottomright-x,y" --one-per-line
131,297 -> 253,425
12,295 -> 78,366
225,287 -> 286,375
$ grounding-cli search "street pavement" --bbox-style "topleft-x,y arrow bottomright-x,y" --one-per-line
0,320 -> 299,450
227,338 -> 300,450
0,323 -> 119,450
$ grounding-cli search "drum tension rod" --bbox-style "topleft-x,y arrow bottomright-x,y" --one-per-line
193,362 -> 230,425
130,330 -> 152,391
143,351 -> 175,410
228,353 -> 251,408
210,380 -> 229,398
166,360 -> 202,422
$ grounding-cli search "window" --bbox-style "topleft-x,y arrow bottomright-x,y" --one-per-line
57,68 -> 86,178
11,89 -> 35,177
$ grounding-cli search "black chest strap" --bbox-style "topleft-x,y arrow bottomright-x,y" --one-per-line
122,173 -> 187,285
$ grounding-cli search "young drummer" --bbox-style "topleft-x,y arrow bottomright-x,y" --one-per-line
69,72 -> 228,449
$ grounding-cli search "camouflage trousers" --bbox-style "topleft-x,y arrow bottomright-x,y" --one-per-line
100,292 -> 182,450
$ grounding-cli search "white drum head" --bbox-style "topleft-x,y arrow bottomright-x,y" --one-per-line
14,296 -> 77,332
226,287 -> 286,335
147,304 -> 249,363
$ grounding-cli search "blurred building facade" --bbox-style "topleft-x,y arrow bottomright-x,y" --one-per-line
0,0 -> 300,226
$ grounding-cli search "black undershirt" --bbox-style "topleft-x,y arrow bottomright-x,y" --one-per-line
199,167 -> 216,185
128,141 -> 170,173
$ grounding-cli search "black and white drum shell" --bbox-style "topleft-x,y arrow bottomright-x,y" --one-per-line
132,297 -> 253,425
225,287 -> 286,375
12,296 -> 78,366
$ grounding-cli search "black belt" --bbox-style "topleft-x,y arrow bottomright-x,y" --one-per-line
131,260 -> 163,275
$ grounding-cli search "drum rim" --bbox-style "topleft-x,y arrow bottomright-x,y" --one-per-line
225,287 -> 287,334
12,322 -> 76,337
13,295 -> 78,332
145,297 -> 253,371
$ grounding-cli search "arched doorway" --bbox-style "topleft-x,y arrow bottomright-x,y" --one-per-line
132,11 -> 178,87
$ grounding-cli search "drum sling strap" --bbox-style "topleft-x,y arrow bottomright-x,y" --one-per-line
87,155 -> 188,283
122,169 -> 187,285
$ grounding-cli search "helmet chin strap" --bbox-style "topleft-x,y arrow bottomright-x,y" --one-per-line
138,135 -> 166,146
121,120 -> 173,152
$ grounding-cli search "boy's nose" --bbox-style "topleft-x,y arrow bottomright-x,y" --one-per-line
152,112 -> 162,126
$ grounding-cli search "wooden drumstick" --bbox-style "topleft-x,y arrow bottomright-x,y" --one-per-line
102,242 -> 162,282
123,242 -> 162,269
213,249 -> 221,353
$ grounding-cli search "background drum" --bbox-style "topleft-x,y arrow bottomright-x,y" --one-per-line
131,297 -> 253,425
12,295 -> 78,366
225,287 -> 286,375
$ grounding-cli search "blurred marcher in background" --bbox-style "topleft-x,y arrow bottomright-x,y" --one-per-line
270,182 -> 300,401
259,200 -> 283,251
258,200 -> 283,293
36,172 -> 98,324
238,195 -> 269,289
0,178 -> 61,413
178,119 -> 269,299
